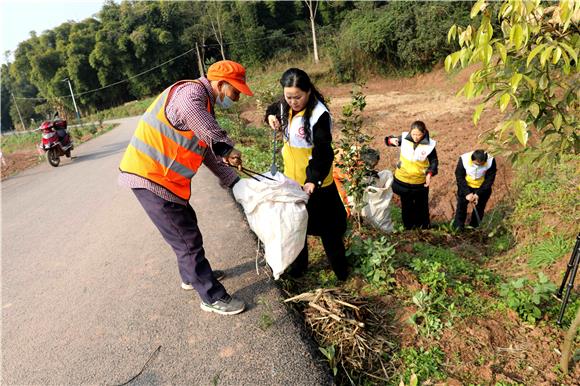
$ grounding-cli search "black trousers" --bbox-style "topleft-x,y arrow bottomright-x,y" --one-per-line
288,182 -> 348,280
132,188 -> 227,303
392,178 -> 430,230
453,188 -> 491,229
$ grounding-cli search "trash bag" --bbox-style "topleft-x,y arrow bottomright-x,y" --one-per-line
232,172 -> 309,279
356,170 -> 394,233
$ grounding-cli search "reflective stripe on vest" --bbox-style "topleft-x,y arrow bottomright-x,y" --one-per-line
119,80 -> 209,200
282,100 -> 334,187
461,152 -> 493,188
394,131 -> 436,185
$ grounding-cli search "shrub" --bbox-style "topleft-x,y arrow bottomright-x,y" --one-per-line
499,272 -> 557,324
329,2 -> 472,81
396,346 -> 446,382
346,235 -> 396,288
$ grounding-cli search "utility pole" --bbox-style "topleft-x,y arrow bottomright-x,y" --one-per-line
195,42 -> 205,77
10,92 -> 27,131
63,78 -> 81,121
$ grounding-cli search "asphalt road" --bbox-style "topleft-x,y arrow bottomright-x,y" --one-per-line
1,117 -> 332,385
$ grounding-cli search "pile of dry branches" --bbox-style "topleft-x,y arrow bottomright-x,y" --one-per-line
285,288 -> 397,382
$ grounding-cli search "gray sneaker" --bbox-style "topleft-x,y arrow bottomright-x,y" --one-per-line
200,295 -> 245,315
181,270 -> 225,290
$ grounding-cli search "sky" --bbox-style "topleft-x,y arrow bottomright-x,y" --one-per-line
1,0 -> 105,64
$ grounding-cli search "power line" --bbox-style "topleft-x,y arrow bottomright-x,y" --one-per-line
13,47 -> 196,101
76,48 -> 196,98
202,30 -> 304,48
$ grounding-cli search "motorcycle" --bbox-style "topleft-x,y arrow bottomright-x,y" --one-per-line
37,112 -> 74,167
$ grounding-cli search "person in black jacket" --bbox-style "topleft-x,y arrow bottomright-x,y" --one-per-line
385,121 -> 438,229
264,68 -> 348,280
452,149 -> 497,230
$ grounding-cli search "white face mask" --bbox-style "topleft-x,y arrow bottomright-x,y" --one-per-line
216,83 -> 234,109
216,94 -> 234,109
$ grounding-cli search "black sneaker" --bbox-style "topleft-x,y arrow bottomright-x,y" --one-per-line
200,295 -> 245,315
181,270 -> 226,290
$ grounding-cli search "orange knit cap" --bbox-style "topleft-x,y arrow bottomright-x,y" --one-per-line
206,60 -> 253,96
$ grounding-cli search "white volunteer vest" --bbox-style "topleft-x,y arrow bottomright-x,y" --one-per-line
461,152 -> 493,188
282,100 -> 334,187
400,132 -> 436,162
394,131 -> 436,184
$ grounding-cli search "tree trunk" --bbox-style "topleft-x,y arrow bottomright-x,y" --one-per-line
195,42 -> 205,77
217,17 -> 226,60
209,4 -> 227,61
306,0 -> 320,64
309,8 -> 319,64
560,305 -> 580,375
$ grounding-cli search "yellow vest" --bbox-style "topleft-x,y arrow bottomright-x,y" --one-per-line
282,100 -> 334,187
461,152 -> 494,188
394,132 -> 436,185
119,80 -> 210,200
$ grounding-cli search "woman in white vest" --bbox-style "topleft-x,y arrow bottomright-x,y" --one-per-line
385,121 -> 438,229
452,149 -> 497,230
265,68 -> 348,280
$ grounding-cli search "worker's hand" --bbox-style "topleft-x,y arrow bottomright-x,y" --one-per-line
389,137 -> 400,146
473,193 -> 479,205
303,182 -> 315,195
268,115 -> 281,131
466,193 -> 475,202
223,148 -> 242,169
424,173 -> 431,187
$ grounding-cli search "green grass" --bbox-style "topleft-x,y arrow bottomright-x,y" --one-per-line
490,231 -> 514,254
526,235 -> 574,268
216,113 -> 283,175
394,346 -> 446,383
1,131 -> 41,154
1,123 -> 115,156
403,242 -> 498,333
83,97 -> 155,122
511,155 -> 579,239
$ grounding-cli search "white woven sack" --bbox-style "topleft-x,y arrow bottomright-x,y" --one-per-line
233,172 -> 309,279
361,169 -> 394,233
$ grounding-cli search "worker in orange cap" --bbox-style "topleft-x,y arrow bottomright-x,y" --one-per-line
119,60 -> 253,316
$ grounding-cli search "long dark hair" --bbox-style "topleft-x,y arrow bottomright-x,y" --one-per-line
280,68 -> 326,144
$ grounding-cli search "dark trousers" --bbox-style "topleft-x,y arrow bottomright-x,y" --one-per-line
290,232 -> 348,280
453,188 -> 491,229
288,183 -> 348,280
132,188 -> 226,303
392,178 -> 430,230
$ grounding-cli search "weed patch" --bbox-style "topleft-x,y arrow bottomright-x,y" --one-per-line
499,272 -> 557,324
526,235 -> 573,269
83,97 -> 155,122
347,236 -> 396,289
394,346 -> 446,383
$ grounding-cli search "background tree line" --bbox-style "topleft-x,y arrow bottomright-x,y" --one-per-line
1,1 -> 472,132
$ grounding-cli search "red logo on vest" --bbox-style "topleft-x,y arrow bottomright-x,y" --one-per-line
297,126 -> 306,139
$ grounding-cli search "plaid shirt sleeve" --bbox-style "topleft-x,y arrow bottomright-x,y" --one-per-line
166,78 -> 238,188
166,79 -> 234,149
202,151 -> 240,188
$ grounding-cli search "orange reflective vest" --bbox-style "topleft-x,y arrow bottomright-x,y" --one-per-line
119,80 -> 210,200
333,168 -> 351,217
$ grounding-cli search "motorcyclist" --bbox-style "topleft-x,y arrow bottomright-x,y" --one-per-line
52,113 -> 69,145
